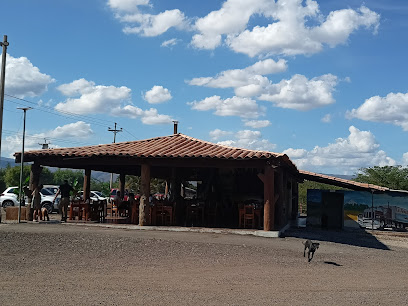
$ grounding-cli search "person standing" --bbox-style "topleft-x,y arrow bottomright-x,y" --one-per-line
32,184 -> 43,222
54,180 -> 73,222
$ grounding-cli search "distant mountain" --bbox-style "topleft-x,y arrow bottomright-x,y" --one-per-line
324,174 -> 355,180
1,158 -> 115,183
0,157 -> 17,168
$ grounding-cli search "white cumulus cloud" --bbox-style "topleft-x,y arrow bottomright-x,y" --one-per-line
321,114 -> 331,123
108,0 -> 150,12
112,105 -> 173,125
55,79 -> 131,114
143,85 -> 172,104
243,120 -> 271,129
215,129 -> 277,151
108,1 -> 380,58
188,95 -> 265,119
227,2 -> 380,57
1,55 -> 55,98
188,60 -> 339,111
56,78 -> 173,125
188,58 -> 287,90
258,74 -> 338,111
209,129 -> 233,141
122,9 -> 188,36
283,126 -> 396,175
161,38 -> 179,47
108,0 -> 189,36
346,92 -> 408,131
4,121 -> 93,158
403,153 -> 408,166
192,0 -> 268,50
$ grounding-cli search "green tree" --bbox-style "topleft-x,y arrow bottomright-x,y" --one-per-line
354,165 -> 408,190
53,169 -> 84,186
2,165 -> 54,189
124,175 -> 140,193
151,178 -> 166,194
4,165 -> 31,187
118,175 -> 165,195
0,168 -> 6,192
40,167 -> 54,184
90,179 -> 111,196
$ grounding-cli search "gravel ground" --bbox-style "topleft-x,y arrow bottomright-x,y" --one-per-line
0,215 -> 407,306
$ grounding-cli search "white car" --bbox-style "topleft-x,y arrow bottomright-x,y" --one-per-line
42,185 -> 61,212
78,191 -> 107,202
0,186 -> 56,213
0,187 -> 20,209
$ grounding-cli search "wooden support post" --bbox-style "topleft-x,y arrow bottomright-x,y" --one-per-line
262,166 -> 275,231
277,170 -> 284,227
164,180 -> 169,198
283,172 -> 288,222
119,173 -> 125,200
291,178 -> 299,219
28,163 -> 42,221
83,169 -> 91,201
139,164 -> 150,226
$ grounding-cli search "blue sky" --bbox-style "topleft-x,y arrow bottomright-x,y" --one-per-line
0,0 -> 407,175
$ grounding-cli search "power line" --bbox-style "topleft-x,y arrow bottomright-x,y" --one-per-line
4,96 -> 112,128
2,128 -> 99,147
4,94 -> 142,144
122,128 -> 139,141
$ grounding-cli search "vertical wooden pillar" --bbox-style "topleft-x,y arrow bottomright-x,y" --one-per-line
164,180 -> 169,198
262,166 -> 275,231
292,178 -> 299,219
139,164 -> 150,226
83,169 -> 91,201
283,172 -> 288,222
277,170 -> 284,227
27,163 -> 42,221
119,173 -> 125,200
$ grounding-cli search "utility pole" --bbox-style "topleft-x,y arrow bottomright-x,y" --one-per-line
0,35 -> 9,159
17,107 -> 32,223
108,123 -> 122,190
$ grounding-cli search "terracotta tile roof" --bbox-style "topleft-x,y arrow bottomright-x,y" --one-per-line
16,133 -> 297,168
299,170 -> 389,192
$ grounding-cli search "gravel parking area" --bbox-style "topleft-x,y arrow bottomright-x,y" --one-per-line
0,216 -> 407,305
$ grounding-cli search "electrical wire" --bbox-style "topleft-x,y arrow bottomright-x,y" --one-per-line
3,94 -> 139,143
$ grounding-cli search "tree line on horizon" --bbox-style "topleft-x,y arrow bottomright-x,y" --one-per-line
0,165 -> 166,196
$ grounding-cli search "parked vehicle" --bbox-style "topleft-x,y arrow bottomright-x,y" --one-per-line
358,205 -> 408,229
0,186 -> 56,213
78,191 -> 107,202
0,187 -> 21,209
42,185 -> 61,213
110,188 -> 129,202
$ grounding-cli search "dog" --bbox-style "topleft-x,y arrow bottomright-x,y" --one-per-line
40,207 -> 50,221
303,239 -> 319,262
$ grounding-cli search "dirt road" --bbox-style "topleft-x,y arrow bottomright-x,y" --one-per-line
0,221 -> 407,305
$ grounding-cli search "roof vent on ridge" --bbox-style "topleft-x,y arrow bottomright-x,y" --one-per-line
173,120 -> 178,134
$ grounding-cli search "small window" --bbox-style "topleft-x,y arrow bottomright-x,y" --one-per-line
41,188 -> 53,195
7,188 -> 15,194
